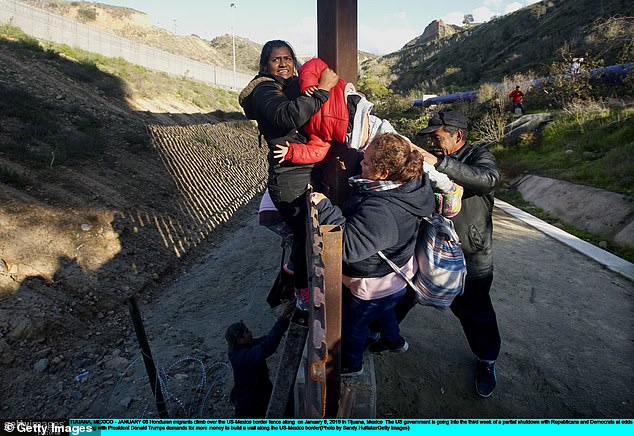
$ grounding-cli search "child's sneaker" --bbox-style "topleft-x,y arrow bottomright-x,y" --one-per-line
441,183 -> 463,218
294,287 -> 310,311
341,366 -> 364,377
368,336 -> 409,354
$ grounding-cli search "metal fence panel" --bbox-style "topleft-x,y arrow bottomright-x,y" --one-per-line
0,0 -> 253,89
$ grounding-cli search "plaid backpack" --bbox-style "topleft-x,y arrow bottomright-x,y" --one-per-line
413,213 -> 466,309
379,213 -> 466,310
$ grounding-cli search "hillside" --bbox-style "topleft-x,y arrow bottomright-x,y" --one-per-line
0,26 -> 268,417
19,0 -> 263,74
362,0 -> 634,93
19,0 -> 381,78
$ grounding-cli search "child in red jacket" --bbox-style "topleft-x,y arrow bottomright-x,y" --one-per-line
271,57 -> 463,217
274,58 -> 349,164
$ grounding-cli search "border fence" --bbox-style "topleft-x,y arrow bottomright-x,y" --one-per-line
0,0 -> 253,90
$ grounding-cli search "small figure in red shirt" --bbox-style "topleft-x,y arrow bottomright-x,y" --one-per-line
508,86 -> 524,114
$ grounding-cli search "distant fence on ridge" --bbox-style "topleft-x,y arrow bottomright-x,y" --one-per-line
0,0 -> 253,90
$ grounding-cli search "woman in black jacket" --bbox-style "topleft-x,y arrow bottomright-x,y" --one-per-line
313,133 -> 435,375
239,40 -> 338,298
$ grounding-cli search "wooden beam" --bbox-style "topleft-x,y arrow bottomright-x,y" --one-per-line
317,0 -> 358,85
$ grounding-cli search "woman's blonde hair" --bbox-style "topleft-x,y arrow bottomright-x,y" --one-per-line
368,133 -> 424,183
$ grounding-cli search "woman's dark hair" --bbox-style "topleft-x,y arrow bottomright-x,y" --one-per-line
369,133 -> 424,183
225,321 -> 247,351
258,40 -> 299,75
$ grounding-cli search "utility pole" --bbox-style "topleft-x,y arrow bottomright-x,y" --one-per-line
230,3 -> 237,90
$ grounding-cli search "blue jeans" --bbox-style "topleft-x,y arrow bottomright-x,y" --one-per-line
342,287 -> 406,369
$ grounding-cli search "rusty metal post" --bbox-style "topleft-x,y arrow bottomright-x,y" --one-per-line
266,318 -> 308,418
267,189 -> 343,418
321,224 -> 342,417
317,0 -> 358,85
303,191 -> 329,417
302,190 -> 343,417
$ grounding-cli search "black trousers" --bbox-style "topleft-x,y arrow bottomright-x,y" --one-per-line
450,273 -> 500,361
267,166 -> 315,289
267,145 -> 361,290
394,273 -> 501,361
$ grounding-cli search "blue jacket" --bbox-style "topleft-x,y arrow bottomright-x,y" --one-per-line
316,176 -> 435,278
228,316 -> 290,417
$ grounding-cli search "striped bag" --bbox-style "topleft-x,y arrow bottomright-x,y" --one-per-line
413,213 -> 466,309
378,213 -> 466,310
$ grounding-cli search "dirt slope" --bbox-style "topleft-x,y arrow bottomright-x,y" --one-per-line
0,37 -> 267,417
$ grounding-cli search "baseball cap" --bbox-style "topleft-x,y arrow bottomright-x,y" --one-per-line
417,109 -> 469,135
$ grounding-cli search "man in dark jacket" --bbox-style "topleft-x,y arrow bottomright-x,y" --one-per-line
226,302 -> 294,417
416,108 -> 501,398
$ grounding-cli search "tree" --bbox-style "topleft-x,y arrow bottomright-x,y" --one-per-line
463,14 -> 474,27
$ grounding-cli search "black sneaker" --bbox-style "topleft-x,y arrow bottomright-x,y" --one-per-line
341,366 -> 364,377
368,336 -> 409,354
475,360 -> 497,398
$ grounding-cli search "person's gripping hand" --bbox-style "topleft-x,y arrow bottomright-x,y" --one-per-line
310,192 -> 327,205
420,148 -> 439,166
303,85 -> 318,97
317,68 -> 338,91
277,301 -> 295,320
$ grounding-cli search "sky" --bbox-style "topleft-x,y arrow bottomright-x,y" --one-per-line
103,0 -> 543,55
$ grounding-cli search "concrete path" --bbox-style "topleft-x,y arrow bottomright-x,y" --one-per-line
495,199 -> 634,281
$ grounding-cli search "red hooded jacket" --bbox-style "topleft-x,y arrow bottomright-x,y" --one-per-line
284,58 -> 349,164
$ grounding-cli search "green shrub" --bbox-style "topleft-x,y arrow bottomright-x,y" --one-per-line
0,165 -> 27,187
77,7 -> 97,22
192,132 -> 217,149
496,105 -> 634,194
358,77 -> 391,101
